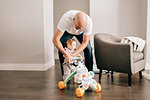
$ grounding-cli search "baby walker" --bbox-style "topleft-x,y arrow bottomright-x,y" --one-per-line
58,57 -> 101,98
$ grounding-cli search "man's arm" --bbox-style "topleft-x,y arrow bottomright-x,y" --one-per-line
52,28 -> 72,63
72,34 -> 91,57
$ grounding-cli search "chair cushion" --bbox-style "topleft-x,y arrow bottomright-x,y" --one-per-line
133,52 -> 144,62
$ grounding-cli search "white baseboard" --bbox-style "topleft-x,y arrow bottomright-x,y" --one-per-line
145,63 -> 150,70
0,60 -> 55,71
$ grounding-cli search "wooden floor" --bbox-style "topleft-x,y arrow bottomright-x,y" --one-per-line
0,60 -> 150,100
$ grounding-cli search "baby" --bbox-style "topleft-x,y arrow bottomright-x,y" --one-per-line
63,39 -> 83,81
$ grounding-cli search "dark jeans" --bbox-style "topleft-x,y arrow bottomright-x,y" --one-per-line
58,31 -> 93,76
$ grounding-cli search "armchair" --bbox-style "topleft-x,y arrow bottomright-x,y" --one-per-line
94,33 -> 146,86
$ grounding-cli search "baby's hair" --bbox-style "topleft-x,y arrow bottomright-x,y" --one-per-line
66,39 -> 76,44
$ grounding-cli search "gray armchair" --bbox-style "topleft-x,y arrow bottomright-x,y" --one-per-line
94,33 -> 146,86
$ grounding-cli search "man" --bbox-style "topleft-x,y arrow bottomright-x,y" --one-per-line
53,10 -> 93,76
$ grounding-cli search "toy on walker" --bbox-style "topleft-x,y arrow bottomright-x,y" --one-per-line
58,57 -> 101,97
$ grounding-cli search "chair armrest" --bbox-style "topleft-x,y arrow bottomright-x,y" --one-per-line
94,34 -> 133,73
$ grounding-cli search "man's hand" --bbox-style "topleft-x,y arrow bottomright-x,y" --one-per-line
70,53 -> 76,57
77,54 -> 83,60
63,53 -> 73,64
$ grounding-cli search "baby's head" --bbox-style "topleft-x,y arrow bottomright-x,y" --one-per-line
66,39 -> 76,50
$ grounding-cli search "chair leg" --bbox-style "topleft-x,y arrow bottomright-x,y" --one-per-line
99,69 -> 102,82
111,71 -> 114,82
107,70 -> 110,77
111,71 -> 114,76
128,74 -> 132,86
139,71 -> 142,79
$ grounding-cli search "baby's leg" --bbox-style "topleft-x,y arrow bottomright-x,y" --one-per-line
63,63 -> 71,81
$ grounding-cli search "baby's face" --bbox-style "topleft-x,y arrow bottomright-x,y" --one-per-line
67,41 -> 76,50
72,41 -> 76,49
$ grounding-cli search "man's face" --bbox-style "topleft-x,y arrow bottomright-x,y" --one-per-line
74,23 -> 81,30
73,18 -> 82,30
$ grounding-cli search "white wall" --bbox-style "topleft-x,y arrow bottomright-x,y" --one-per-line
0,0 -> 54,70
54,0 -> 89,32
0,0 -> 44,64
90,0 -> 147,68
90,0 -> 147,39
146,0 -> 150,70
54,0 -> 89,59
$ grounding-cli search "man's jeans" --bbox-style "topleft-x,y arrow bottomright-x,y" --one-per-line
58,31 -> 93,76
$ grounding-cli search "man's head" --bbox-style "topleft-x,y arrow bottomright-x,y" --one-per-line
73,12 -> 87,30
